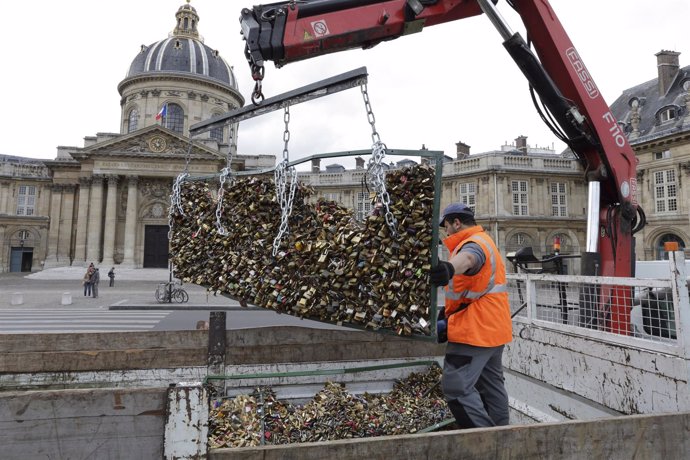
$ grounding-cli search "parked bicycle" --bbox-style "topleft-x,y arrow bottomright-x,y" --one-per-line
155,281 -> 189,303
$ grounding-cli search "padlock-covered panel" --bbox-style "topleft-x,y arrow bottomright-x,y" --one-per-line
170,163 -> 439,339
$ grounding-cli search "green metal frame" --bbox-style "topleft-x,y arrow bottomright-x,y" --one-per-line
204,359 -> 440,386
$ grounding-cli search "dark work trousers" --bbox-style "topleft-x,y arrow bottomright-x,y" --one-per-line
109,277 -> 114,287
441,342 -> 509,428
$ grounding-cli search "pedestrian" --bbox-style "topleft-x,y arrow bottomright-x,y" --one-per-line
430,202 -> 512,429
108,267 -> 115,287
83,265 -> 94,296
90,268 -> 100,298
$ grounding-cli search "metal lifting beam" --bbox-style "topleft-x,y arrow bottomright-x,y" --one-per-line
189,67 -> 369,136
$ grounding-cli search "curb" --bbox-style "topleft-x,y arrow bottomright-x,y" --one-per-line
109,305 -> 264,311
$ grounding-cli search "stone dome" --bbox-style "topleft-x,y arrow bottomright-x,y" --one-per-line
124,1 -> 237,90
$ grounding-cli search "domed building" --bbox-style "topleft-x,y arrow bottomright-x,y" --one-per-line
0,2 -> 274,272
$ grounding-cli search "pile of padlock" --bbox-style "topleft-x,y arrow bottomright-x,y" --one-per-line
170,164 -> 436,336
208,365 -> 450,447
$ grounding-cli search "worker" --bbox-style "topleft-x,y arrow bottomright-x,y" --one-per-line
430,202 -> 512,428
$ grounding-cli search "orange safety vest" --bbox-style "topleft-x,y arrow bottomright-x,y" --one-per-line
442,225 -> 512,347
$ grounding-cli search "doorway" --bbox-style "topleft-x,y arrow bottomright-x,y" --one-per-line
143,225 -> 169,268
10,247 -> 33,272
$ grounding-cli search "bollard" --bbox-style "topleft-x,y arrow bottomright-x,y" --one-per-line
11,293 -> 23,306
61,292 -> 72,306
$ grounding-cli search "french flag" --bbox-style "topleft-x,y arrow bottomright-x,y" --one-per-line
155,103 -> 167,121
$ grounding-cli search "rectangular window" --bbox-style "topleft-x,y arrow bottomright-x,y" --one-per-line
550,182 -> 567,217
654,150 -> 671,160
356,191 -> 372,221
458,182 -> 476,212
511,180 -> 528,216
16,185 -> 36,216
323,192 -> 340,202
654,169 -> 677,213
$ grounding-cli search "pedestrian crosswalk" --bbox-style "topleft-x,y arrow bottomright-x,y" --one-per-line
0,307 -> 173,333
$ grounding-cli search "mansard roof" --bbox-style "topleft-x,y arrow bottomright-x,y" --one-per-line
609,64 -> 690,145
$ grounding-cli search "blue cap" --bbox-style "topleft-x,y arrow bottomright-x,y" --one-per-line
439,203 -> 474,226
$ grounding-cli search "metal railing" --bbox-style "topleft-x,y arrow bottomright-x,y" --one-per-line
506,250 -> 690,355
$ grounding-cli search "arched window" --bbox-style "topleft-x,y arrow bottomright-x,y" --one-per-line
13,229 -> 32,247
127,108 -> 139,133
655,105 -> 681,125
165,103 -> 184,134
656,234 -> 685,260
506,232 -> 533,254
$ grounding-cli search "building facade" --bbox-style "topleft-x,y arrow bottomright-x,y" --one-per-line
300,138 -> 588,274
0,2 -> 273,272
610,50 -> 690,261
1,2 -> 688,275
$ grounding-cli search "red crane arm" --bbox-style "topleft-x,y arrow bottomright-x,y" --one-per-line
240,0 -> 643,332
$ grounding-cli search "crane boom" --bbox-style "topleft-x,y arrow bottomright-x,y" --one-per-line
239,0 -> 642,333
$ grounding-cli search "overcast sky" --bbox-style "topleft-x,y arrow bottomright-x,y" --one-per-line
3,0 -> 688,168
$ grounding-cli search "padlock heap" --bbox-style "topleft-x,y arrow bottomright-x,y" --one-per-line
208,365 -> 449,447
170,164 -> 436,336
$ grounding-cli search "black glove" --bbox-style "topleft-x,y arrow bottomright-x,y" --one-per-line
436,318 -> 448,343
430,261 -> 455,286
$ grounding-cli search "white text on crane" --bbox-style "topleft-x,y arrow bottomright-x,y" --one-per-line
566,48 -> 599,99
602,112 -> 627,148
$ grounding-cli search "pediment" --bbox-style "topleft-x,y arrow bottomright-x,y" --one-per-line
77,126 -> 222,160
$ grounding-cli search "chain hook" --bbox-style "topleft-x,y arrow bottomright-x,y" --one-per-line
251,64 -> 265,106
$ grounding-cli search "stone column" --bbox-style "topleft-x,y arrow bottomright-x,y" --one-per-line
535,178 -> 545,217
480,176 -> 490,215
74,177 -> 91,264
682,165 -> 690,232
496,176 -> 504,216
86,175 -> 104,264
101,175 -> 119,267
0,181 -> 10,214
0,224 -> 6,272
44,185 -> 63,268
57,184 -> 76,264
121,176 -> 139,267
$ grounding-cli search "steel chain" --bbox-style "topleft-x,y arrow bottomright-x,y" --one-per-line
272,106 -> 297,256
215,124 -> 236,236
361,84 -> 398,237
167,138 -> 195,239
168,172 -> 189,239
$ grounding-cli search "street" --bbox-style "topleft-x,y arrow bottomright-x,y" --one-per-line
0,268 -> 346,334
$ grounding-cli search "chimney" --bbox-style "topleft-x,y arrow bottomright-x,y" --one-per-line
515,135 -> 528,154
456,141 -> 471,160
656,50 -> 680,95
311,158 -> 321,173
355,156 -> 365,170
